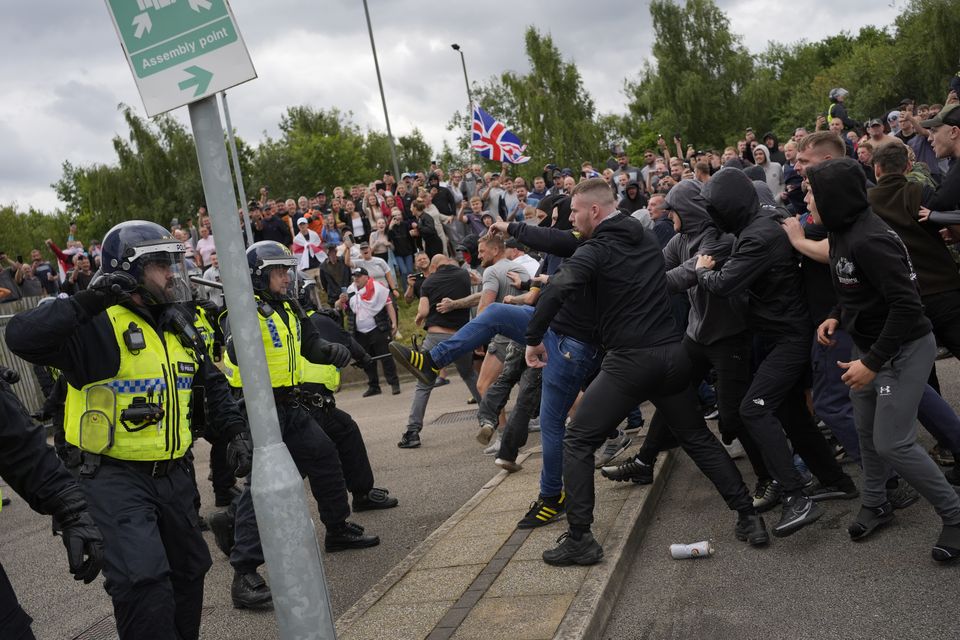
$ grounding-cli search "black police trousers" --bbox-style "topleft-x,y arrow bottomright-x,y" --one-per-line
81,459 -> 211,640
309,405 -> 375,496
231,402 -> 350,573
0,563 -> 34,640
564,342 -> 754,529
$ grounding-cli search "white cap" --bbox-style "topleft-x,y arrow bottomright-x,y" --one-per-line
297,217 -> 309,226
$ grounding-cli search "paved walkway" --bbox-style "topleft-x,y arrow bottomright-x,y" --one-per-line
336,436 -> 670,640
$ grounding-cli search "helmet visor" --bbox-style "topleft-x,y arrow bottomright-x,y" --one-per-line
138,250 -> 191,305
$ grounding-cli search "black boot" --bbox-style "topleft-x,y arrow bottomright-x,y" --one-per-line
232,570 -> 273,610
208,509 -> 236,557
215,485 -> 242,507
353,488 -> 399,512
325,521 -> 380,552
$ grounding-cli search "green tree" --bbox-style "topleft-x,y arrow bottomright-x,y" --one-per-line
627,0 -> 755,147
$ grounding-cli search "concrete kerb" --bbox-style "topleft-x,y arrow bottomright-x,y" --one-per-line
334,446 -> 542,634
554,449 -> 677,640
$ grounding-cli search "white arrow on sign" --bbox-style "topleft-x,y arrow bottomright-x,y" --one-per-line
132,12 -> 152,39
188,0 -> 213,11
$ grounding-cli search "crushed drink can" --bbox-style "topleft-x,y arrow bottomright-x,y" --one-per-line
669,541 -> 714,559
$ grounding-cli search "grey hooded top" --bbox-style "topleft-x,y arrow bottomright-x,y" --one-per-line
663,180 -> 748,345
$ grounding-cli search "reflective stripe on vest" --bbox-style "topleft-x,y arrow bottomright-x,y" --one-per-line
223,300 -> 302,389
63,305 -> 197,461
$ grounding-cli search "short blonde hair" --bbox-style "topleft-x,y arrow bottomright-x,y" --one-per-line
570,177 -> 616,206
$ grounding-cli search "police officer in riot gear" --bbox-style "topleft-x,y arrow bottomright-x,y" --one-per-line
0,368 -> 104,640
217,241 -> 380,610
6,220 -> 252,640
298,282 -> 398,511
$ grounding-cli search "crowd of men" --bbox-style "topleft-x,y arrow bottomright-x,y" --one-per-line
3,85 -> 960,638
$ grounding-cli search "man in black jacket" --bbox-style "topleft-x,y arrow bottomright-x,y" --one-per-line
696,168 -> 856,538
0,370 -> 103,639
524,179 -> 764,566
808,158 -> 960,560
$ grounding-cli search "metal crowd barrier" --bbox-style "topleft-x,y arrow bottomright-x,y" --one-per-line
0,296 -> 50,413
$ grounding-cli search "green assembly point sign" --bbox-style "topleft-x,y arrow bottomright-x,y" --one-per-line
105,0 -> 256,116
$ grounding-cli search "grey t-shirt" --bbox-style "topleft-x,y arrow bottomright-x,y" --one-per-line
481,258 -> 528,347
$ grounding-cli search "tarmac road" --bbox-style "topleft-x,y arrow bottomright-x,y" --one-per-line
603,358 -> 960,640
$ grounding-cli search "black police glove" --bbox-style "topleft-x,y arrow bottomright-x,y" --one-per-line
226,432 -> 253,477
317,341 -> 352,368
75,271 -> 138,316
44,487 -> 104,584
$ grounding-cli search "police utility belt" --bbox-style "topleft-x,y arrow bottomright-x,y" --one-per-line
273,386 -> 335,410
79,452 -> 183,479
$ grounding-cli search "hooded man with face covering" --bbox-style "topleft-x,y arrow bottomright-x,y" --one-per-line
617,180 -> 648,215
696,168 -> 857,538
602,180 -> 772,511
808,157 -> 960,560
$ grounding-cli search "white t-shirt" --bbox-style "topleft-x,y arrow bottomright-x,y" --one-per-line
512,253 -> 540,279
352,257 -> 392,289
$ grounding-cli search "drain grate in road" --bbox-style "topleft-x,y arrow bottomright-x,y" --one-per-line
431,409 -> 477,425
73,607 -> 215,639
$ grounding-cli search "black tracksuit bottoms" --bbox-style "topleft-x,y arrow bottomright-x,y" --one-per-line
741,335 -> 847,494
563,341 -> 753,530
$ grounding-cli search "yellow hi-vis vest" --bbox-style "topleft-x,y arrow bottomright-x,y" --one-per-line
223,299 -> 302,389
63,305 -> 199,461
299,311 -> 341,392
194,305 -> 216,359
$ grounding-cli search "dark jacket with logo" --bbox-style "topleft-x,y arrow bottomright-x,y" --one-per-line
808,158 -> 931,372
696,168 -> 811,337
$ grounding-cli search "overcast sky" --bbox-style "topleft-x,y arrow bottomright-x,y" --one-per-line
0,0 -> 899,212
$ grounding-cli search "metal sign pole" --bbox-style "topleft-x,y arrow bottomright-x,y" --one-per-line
220,90 -> 254,246
188,95 -> 336,640
361,0 -> 401,181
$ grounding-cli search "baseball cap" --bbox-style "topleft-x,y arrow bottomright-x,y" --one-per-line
504,237 -> 526,251
297,217 -> 309,226
560,168 -> 573,176
315,189 -> 326,197
867,118 -> 883,127
887,111 -> 900,122
921,103 -> 960,128
351,267 -> 368,277
358,241 -> 370,249
324,242 -> 338,251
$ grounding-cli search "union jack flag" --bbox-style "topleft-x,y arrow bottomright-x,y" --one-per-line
471,105 -> 530,164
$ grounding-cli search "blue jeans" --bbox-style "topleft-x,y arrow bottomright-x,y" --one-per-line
430,303 -> 533,368
394,254 -> 414,282
811,328 -> 862,463
539,329 -> 602,497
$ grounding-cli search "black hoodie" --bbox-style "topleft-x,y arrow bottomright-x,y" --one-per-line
525,212 -> 678,349
662,180 -> 747,345
618,180 -> 648,214
696,168 -> 811,336
808,158 -> 931,372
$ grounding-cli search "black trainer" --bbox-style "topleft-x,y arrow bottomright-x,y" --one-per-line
772,494 -> 824,537
397,431 -> 421,449
208,509 -> 235,557
353,488 -> 398,512
848,503 -> 894,541
362,387 -> 382,398
543,531 -> 604,566
752,479 -> 781,513
734,514 -> 770,546
389,341 -> 439,386
517,493 -> 566,529
803,477 -> 859,502
932,523 -> 960,562
600,457 -> 653,484
232,570 -> 273,610
325,521 -> 380,552
887,479 -> 920,510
